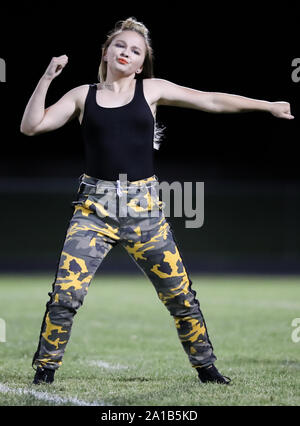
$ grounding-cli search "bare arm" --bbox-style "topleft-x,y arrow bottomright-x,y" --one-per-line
20,55 -> 84,136
154,79 -> 294,119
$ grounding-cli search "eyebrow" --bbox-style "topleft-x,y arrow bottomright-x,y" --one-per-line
115,39 -> 143,51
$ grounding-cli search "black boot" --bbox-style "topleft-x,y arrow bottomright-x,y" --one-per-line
33,367 -> 55,384
197,364 -> 231,384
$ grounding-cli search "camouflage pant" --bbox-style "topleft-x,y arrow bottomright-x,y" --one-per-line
32,174 -> 216,371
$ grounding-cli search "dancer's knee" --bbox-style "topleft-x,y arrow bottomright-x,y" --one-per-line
157,291 -> 200,317
49,287 -> 87,311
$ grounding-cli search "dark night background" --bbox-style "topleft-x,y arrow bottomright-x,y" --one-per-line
0,2 -> 299,274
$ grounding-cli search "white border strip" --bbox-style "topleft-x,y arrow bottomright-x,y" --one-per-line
0,382 -> 108,406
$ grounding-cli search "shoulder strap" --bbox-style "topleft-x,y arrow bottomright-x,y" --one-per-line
86,83 -> 97,105
135,78 -> 143,94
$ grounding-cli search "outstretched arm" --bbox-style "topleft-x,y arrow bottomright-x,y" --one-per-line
154,79 -> 294,119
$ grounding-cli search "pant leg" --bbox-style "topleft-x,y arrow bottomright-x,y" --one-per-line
32,200 -> 119,370
122,215 -> 217,368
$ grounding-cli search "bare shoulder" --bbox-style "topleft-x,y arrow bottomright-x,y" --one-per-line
142,78 -> 173,104
143,78 -> 210,108
143,78 -> 171,92
46,84 -> 92,126
67,84 -> 90,109
142,78 -> 185,97
71,84 -> 95,124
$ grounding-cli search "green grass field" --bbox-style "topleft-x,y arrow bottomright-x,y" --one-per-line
0,274 -> 300,406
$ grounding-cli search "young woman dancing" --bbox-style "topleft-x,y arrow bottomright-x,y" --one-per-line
20,17 -> 293,386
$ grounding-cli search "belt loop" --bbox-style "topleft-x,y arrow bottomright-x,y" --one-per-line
116,179 -> 122,197
77,174 -> 84,194
78,182 -> 85,194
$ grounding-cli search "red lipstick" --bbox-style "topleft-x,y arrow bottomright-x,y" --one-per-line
118,58 -> 128,64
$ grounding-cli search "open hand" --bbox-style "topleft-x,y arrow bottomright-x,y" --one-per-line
270,101 -> 294,119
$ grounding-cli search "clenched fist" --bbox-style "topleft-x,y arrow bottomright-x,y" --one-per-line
43,55 -> 68,80
270,101 -> 294,119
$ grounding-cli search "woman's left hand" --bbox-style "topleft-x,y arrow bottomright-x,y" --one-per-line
270,101 -> 294,119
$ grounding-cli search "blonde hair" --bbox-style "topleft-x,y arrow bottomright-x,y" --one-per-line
98,17 -> 165,149
98,17 -> 154,83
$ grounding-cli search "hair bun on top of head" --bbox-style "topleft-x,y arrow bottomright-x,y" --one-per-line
116,17 -> 149,39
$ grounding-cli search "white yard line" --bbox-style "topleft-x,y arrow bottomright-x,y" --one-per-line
0,382 -> 108,406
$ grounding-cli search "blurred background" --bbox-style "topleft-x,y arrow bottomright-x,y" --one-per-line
0,2 -> 299,275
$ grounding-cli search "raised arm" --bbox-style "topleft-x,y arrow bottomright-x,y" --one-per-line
153,79 -> 294,120
20,55 -> 86,136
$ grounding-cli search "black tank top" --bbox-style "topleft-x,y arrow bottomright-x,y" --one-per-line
80,78 -> 155,181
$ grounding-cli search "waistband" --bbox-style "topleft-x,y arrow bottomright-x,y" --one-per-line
78,173 -> 158,195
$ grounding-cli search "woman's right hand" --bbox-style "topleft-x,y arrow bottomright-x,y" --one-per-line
43,55 -> 68,80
